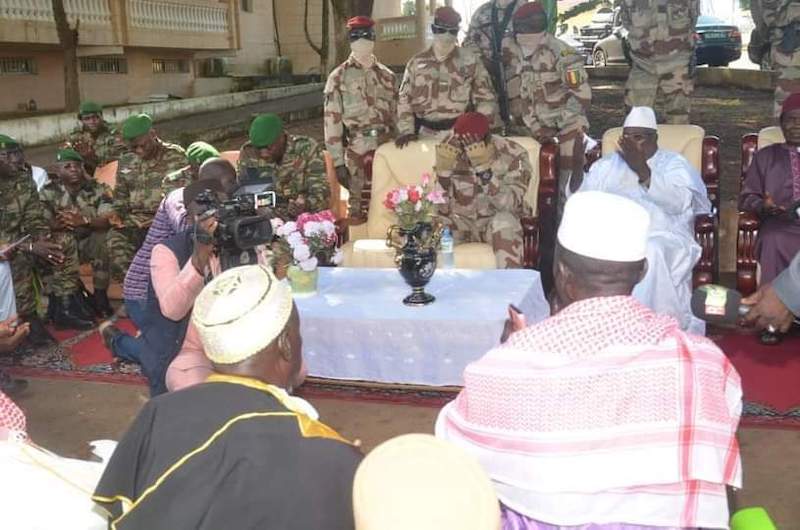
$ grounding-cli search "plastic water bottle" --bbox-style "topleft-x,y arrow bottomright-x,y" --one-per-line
440,228 -> 454,269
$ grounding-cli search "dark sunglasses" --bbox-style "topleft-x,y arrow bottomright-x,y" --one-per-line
349,29 -> 376,41
431,25 -> 459,36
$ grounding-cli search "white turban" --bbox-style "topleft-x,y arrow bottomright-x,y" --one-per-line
558,191 -> 651,262
623,106 -> 658,130
353,434 -> 501,530
192,265 -> 293,365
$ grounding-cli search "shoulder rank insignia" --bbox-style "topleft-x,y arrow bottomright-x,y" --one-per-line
565,69 -> 584,88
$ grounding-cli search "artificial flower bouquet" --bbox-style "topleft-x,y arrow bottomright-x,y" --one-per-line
272,210 -> 343,272
383,173 -> 446,230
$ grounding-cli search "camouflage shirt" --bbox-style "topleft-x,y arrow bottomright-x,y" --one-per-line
161,166 -> 194,195
507,34 -> 591,134
63,122 -> 125,171
620,0 -> 699,60
0,168 -> 49,247
40,178 -> 114,228
436,135 -> 532,220
397,46 -> 498,136
465,2 -> 525,67
111,140 -> 188,227
238,135 -> 330,221
752,0 -> 800,43
324,55 -> 398,166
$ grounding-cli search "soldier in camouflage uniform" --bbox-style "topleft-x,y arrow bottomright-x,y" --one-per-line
107,114 -> 188,282
506,2 -> 591,216
0,135 -> 64,347
620,0 -> 699,124
396,7 -> 498,147
751,0 -> 800,117
435,113 -> 532,268
63,101 -> 124,175
325,16 -> 398,219
40,149 -> 115,326
160,141 -> 220,194
238,114 -> 329,222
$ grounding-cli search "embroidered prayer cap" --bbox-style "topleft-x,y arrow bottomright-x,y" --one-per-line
353,434 -> 501,530
453,112 -> 490,137
558,191 -> 650,262
186,141 -> 220,166
56,148 -> 84,163
121,113 -> 153,141
623,106 -> 657,130
347,16 -> 375,30
781,92 -> 800,117
249,114 -> 284,148
78,101 -> 103,117
513,1 -> 546,21
0,134 -> 19,151
434,6 -> 462,29
193,264 -> 293,365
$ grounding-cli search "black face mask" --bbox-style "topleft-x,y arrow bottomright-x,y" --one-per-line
349,29 -> 376,41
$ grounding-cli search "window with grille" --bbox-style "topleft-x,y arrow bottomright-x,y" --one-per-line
0,57 -> 36,75
80,57 -> 127,74
152,59 -> 190,74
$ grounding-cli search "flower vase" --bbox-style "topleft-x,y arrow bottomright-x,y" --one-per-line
387,222 -> 441,307
287,265 -> 319,297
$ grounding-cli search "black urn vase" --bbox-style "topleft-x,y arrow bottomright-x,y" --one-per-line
387,222 -> 440,306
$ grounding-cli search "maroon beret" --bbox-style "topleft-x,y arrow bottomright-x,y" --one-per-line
513,1 -> 546,21
434,6 -> 462,28
347,16 -> 375,30
453,112 -> 490,137
781,92 -> 800,117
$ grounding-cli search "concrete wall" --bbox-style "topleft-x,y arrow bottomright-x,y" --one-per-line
0,49 -> 65,113
0,82 -> 323,147
233,0 -> 278,75
275,0 -> 335,75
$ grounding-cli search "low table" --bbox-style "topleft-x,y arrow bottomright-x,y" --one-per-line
295,267 -> 550,386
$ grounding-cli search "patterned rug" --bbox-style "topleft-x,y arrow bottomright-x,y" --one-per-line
2,323 -> 798,426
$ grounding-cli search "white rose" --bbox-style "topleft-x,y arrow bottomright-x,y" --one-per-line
332,248 -> 343,265
293,243 -> 311,262
286,231 -> 304,248
299,256 -> 319,272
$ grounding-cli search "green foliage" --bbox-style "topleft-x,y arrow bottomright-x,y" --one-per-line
402,1 -> 415,17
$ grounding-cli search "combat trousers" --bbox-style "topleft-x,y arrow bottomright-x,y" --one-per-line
107,226 -> 147,283
772,46 -> 800,117
446,211 -> 523,269
50,230 -> 110,296
625,53 -> 694,124
9,252 -> 37,317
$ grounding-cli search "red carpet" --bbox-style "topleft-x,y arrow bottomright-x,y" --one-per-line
68,319 -> 138,367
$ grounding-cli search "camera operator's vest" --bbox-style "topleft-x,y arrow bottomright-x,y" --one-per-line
138,229 -> 194,396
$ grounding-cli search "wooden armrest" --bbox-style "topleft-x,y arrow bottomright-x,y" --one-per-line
521,216 -> 538,270
736,210 -> 761,296
693,213 -> 717,289
702,136 -> 720,213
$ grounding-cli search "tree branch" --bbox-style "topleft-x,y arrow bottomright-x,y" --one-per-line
304,0 -> 323,57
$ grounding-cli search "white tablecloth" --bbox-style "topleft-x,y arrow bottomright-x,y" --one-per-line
295,268 -> 550,386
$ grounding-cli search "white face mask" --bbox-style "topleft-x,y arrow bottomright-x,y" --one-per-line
433,33 -> 458,60
516,32 -> 545,55
350,39 -> 375,66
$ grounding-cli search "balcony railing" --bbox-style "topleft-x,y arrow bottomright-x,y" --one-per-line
0,0 -> 111,25
129,0 -> 229,33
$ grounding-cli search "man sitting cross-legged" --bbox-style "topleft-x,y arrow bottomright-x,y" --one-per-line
94,265 -> 362,530
437,191 -> 742,529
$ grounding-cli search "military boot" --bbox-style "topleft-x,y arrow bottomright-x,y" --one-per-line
92,289 -> 114,319
51,296 -> 94,331
73,289 -> 96,321
23,315 -> 56,348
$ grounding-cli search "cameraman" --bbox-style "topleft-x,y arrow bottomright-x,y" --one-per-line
101,178 -> 227,396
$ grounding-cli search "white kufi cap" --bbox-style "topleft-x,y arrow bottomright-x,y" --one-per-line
558,191 -> 651,262
353,434 -> 501,530
623,106 -> 657,130
193,264 -> 293,365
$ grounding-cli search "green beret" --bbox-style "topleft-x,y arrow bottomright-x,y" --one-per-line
122,113 -> 153,141
56,148 -> 84,163
186,141 -> 220,165
248,114 -> 283,148
0,134 -> 19,150
78,101 -> 103,116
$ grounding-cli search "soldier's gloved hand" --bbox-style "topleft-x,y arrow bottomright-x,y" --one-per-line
464,140 -> 495,169
435,142 -> 460,172
30,240 -> 65,267
395,134 -> 418,149
335,166 -> 351,189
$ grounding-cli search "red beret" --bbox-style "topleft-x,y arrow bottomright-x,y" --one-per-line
781,92 -> 800,117
434,6 -> 462,28
453,112 -> 490,137
513,1 -> 546,21
347,16 -> 375,30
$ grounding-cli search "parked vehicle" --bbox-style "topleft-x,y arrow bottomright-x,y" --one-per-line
592,11 -> 742,68
577,8 -> 615,60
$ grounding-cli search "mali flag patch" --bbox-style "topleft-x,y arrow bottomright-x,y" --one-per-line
565,69 -> 583,89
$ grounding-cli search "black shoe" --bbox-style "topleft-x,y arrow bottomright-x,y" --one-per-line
51,296 -> 94,331
73,290 -> 96,322
92,289 -> 114,319
45,294 -> 58,323
24,315 -> 56,348
0,371 -> 28,397
759,329 -> 783,346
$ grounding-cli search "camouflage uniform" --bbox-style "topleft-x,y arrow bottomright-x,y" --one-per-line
397,46 -> 498,141
751,0 -> 800,116
161,165 -> 194,195
63,121 -> 124,173
39,179 -> 113,296
237,135 -> 330,222
620,0 -> 699,124
0,167 -> 49,317
324,55 -> 398,218
107,141 -> 187,281
435,135 -> 532,268
506,34 -> 590,214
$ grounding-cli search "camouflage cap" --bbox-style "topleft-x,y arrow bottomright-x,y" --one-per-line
434,6 -> 462,29
122,113 -> 153,141
78,101 -> 103,117
186,141 -> 220,165
56,148 -> 84,163
0,134 -> 19,151
249,114 -> 284,148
